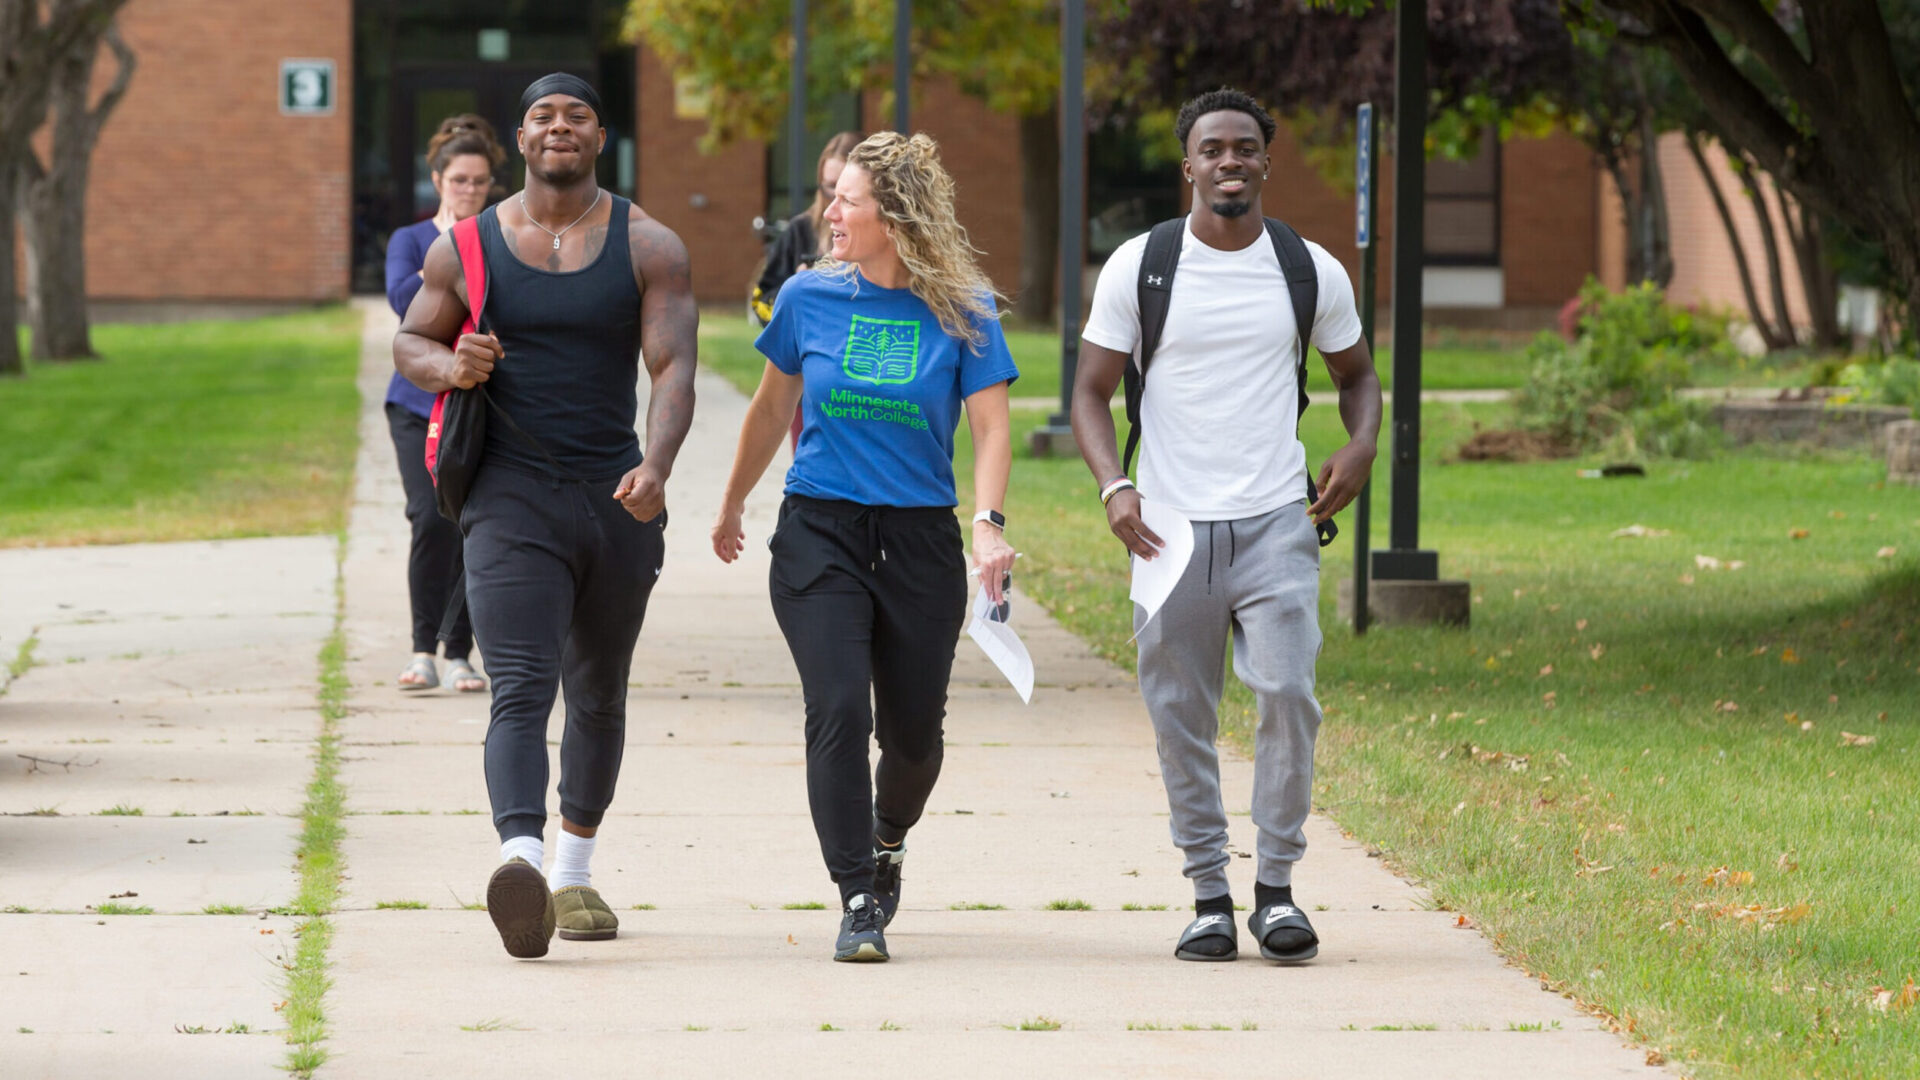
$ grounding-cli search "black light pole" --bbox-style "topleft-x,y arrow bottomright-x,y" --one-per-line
1049,0 -> 1085,436
1353,102 -> 1379,634
893,0 -> 911,133
1376,0 -> 1436,582
788,0 -> 808,219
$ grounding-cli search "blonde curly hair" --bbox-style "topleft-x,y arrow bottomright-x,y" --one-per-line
816,131 -> 1005,350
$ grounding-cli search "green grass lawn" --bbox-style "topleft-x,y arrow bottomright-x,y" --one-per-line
0,308 -> 362,547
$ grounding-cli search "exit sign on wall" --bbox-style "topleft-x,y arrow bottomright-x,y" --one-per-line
281,59 -> 335,116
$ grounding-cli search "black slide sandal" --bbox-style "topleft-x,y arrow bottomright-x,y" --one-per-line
1249,902 -> 1319,963
1174,911 -> 1239,961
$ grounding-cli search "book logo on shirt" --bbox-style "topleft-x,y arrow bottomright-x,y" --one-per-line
842,315 -> 920,386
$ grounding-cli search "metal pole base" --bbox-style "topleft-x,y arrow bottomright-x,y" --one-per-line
1370,548 -> 1439,581
1027,419 -> 1074,458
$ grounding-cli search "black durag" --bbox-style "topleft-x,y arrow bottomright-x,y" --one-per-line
518,73 -> 602,120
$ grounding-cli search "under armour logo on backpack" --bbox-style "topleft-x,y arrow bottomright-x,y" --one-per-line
1146,274 -> 1165,286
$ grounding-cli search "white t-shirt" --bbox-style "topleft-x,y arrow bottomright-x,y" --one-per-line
1083,217 -> 1363,521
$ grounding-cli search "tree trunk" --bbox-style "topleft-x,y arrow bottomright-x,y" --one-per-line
1685,133 -> 1787,351
1015,106 -> 1060,325
0,0 -> 131,375
1739,154 -> 1798,349
18,12 -> 133,361
0,162 -> 21,376
1635,108 -> 1674,289
1782,202 -> 1843,350
1601,153 -> 1649,284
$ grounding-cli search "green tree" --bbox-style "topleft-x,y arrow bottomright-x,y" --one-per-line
625,0 -> 1093,322
1586,0 -> 1920,327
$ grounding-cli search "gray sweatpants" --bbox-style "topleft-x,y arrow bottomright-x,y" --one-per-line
1135,500 -> 1323,900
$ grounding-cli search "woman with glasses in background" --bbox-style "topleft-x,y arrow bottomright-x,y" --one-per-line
383,114 -> 507,694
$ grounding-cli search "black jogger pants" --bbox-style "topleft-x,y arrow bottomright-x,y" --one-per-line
461,462 -> 666,842
768,496 -> 968,903
386,403 -> 473,657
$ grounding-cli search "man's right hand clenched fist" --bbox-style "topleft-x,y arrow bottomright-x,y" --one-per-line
451,332 -> 502,388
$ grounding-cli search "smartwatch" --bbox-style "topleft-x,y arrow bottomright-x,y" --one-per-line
972,509 -> 1006,529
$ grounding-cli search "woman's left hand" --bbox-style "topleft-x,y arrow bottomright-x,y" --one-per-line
972,521 -> 1016,604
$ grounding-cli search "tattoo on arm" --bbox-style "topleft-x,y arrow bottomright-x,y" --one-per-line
632,217 -> 699,476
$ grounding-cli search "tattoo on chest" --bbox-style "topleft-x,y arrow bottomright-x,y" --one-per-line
503,221 -> 606,272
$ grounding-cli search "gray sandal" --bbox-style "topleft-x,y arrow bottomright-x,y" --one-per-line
397,655 -> 438,691
445,658 -> 487,693
1175,911 -> 1239,961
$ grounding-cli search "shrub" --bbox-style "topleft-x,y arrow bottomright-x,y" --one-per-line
1510,278 -> 1735,458
1834,355 -> 1920,413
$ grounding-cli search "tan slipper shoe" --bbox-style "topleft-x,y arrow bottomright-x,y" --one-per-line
553,885 -> 619,941
486,858 -> 555,959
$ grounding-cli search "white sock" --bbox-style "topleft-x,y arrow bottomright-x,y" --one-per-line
550,830 -> 596,889
500,835 -> 543,870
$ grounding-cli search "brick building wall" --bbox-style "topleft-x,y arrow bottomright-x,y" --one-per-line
1500,132 -> 1598,308
77,0 -> 352,301
633,43 -> 768,309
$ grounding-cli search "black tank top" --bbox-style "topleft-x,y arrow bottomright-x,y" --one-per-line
476,196 -> 644,478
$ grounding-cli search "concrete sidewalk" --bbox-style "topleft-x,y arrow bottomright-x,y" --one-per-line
0,302 -> 1663,1078
320,305 -> 1658,1078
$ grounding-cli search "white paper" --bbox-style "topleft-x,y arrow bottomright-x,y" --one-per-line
1128,499 -> 1195,638
967,586 -> 1034,704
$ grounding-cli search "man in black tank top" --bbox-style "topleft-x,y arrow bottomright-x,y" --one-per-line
395,73 -> 698,960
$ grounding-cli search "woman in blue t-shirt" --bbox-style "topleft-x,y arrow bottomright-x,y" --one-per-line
711,132 -> 1018,964
382,115 -> 504,694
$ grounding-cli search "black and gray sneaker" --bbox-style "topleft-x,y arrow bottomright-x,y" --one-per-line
834,893 -> 889,962
872,845 -> 905,927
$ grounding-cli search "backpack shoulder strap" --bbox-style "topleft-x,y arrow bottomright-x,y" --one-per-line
1264,217 -> 1317,419
452,212 -> 488,336
1265,217 -> 1338,547
1122,218 -> 1187,476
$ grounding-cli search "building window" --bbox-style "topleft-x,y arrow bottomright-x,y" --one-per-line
1424,136 -> 1500,266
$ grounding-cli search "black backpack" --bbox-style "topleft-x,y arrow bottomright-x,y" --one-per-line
1120,216 -> 1338,547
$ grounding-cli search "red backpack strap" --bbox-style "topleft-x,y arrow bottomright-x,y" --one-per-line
452,214 -> 487,336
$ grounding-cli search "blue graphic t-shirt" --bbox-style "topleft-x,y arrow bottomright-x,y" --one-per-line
756,269 -> 1019,508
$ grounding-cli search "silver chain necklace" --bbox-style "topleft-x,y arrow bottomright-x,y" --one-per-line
519,189 -> 602,251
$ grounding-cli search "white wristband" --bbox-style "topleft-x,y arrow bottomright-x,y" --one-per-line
1100,478 -> 1135,505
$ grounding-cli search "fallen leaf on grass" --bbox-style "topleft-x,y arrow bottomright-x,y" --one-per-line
1830,510 -> 1847,520
1715,701 -> 1740,713
1576,618 -> 1589,631
1869,979 -> 1919,1012
1776,853 -> 1798,872
1839,731 -> 1878,747
1690,901 -> 1809,926
1611,524 -> 1670,539
1703,867 -> 1753,888
1453,914 -> 1474,929
1679,573 -> 1696,585
1781,648 -> 1801,664
1877,547 -> 1898,559
1789,528 -> 1809,540
1539,664 -> 1554,677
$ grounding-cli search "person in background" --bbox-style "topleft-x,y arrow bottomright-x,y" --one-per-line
753,131 -> 864,449
385,114 -> 507,693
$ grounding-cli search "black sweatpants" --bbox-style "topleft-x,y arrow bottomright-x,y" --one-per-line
386,404 -> 473,657
461,462 -> 666,842
768,496 -> 968,902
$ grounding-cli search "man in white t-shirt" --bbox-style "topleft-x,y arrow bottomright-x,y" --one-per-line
1070,89 -> 1382,964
